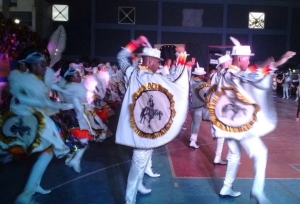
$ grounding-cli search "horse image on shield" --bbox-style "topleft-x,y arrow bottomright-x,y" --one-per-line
222,97 -> 247,121
140,95 -> 163,128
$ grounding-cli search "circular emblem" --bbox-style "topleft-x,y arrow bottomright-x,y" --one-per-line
130,83 -> 176,139
196,83 -> 210,101
207,86 -> 260,132
0,110 -> 45,154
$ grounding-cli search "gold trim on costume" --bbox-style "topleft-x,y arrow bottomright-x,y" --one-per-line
139,66 -> 153,72
129,83 -> 176,139
205,83 -> 216,104
195,83 -> 210,100
206,86 -> 260,132
229,65 -> 241,71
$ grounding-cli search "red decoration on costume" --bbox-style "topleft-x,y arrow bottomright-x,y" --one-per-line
261,65 -> 272,75
69,128 -> 94,140
248,64 -> 259,72
94,108 -> 109,121
125,41 -> 139,52
7,146 -> 26,155
177,52 -> 187,65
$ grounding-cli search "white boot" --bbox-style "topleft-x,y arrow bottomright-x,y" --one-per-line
220,185 -> 241,197
144,157 -> 160,177
138,182 -> 152,194
15,151 -> 53,204
189,141 -> 199,149
213,157 -> 227,165
250,190 -> 271,204
66,146 -> 87,173
214,138 -> 227,165
145,167 -> 160,177
65,152 -> 75,165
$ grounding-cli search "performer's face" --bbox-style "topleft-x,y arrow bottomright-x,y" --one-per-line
238,56 -> 250,71
31,60 -> 47,77
148,57 -> 160,72
71,72 -> 82,83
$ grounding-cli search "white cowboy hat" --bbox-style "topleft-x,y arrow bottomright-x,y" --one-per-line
230,36 -> 255,56
231,46 -> 255,56
192,63 -> 206,75
216,54 -> 232,68
138,47 -> 164,61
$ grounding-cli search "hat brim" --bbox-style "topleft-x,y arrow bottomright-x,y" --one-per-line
138,53 -> 164,61
216,59 -> 233,68
231,53 -> 255,56
192,71 -> 206,75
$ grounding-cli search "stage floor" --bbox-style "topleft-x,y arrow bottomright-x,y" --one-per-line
1,88 -> 300,203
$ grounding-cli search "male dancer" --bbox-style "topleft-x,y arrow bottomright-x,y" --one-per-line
116,36 -> 191,204
208,54 -> 233,165
207,36 -> 295,203
189,64 -> 207,149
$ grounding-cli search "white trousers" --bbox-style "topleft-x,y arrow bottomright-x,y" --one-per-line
191,108 -> 225,159
190,108 -> 203,142
215,137 -> 225,160
224,137 -> 267,193
125,149 -> 153,204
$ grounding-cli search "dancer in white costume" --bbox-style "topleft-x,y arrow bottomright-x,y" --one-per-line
58,64 -> 109,172
208,54 -> 233,165
189,64 -> 207,148
0,51 -> 72,204
116,36 -> 190,204
110,64 -> 127,96
206,37 -> 295,203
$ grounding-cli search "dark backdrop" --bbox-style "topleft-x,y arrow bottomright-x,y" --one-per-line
45,0 -> 300,67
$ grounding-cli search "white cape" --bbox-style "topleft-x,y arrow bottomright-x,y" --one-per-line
116,68 -> 189,148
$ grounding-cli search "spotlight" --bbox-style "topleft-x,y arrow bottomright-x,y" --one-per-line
14,19 -> 20,24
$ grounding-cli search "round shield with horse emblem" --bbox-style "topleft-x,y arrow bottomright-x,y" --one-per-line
130,83 -> 175,138
2,114 -> 38,146
0,111 -> 46,154
207,86 -> 260,132
196,83 -> 210,101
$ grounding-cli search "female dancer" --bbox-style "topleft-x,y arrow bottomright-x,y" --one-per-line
0,50 -> 72,204
59,64 -> 109,172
